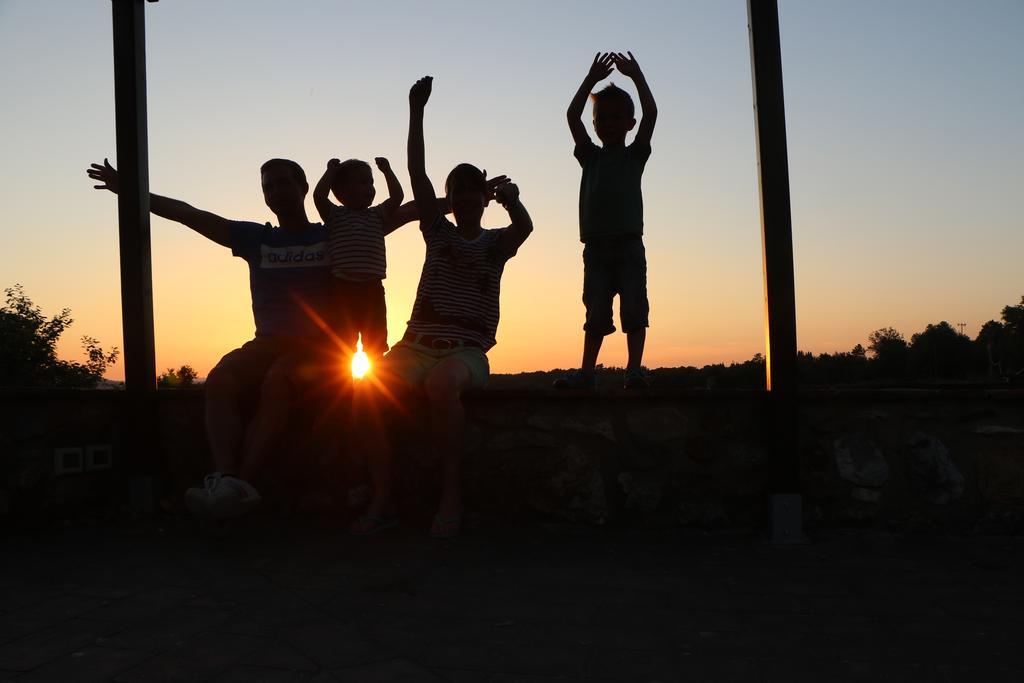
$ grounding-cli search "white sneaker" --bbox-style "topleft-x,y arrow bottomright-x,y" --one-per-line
185,471 -> 223,519
185,472 -> 261,520
207,475 -> 262,520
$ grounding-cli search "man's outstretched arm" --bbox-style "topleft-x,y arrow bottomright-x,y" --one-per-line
87,158 -> 232,248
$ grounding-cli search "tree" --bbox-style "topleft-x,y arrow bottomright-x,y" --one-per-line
867,327 -> 909,379
157,364 -> 198,388
998,296 -> 1024,376
0,285 -> 119,388
975,319 -> 1005,379
974,297 -> 1024,380
908,321 -> 973,379
1001,296 -> 1024,334
797,346 -> 869,385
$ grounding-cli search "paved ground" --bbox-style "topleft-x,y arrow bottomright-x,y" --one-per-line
1,517 -> 1022,682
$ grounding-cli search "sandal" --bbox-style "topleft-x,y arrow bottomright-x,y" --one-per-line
430,510 -> 464,539
349,514 -> 398,536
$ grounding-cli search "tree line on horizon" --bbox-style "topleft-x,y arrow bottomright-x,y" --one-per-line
788,295 -> 1024,387
3,284 -> 1023,389
494,295 -> 1024,389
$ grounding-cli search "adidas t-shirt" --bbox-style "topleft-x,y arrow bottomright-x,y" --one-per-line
230,220 -> 332,339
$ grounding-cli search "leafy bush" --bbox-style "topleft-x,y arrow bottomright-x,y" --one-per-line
0,285 -> 119,388
157,365 -> 198,388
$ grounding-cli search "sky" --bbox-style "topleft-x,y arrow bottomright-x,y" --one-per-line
1,0 -> 1022,381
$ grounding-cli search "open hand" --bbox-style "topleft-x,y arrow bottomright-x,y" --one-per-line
374,157 -> 391,172
86,158 -> 119,193
611,51 -> 642,79
586,52 -> 615,84
409,76 -> 432,108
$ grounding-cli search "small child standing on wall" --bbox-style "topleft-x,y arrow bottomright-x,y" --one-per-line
556,52 -> 658,391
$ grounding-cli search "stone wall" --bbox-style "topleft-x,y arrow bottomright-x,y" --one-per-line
2,388 -> 1022,531
799,392 -> 1024,531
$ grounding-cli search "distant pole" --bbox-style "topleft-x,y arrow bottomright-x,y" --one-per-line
747,0 -> 803,542
112,0 -> 156,395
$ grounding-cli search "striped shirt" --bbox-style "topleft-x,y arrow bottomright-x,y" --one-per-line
326,204 -> 387,281
406,216 -> 518,351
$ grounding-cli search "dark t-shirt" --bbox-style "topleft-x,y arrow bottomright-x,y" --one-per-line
575,139 -> 651,242
230,220 -> 332,340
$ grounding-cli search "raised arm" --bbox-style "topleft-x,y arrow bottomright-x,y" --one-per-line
494,181 -> 533,255
613,52 -> 657,146
375,156 -> 405,226
407,76 -> 440,231
313,159 -> 340,224
567,53 -> 614,147
87,158 -> 232,248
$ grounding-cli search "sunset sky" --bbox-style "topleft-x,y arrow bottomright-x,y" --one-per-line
2,1 -> 1022,381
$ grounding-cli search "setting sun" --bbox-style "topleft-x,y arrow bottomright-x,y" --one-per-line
351,335 -> 371,379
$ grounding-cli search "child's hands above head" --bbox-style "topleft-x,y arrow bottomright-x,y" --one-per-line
409,76 -> 433,109
327,158 -> 341,171
611,51 -> 642,79
586,52 -> 615,84
374,157 -> 391,172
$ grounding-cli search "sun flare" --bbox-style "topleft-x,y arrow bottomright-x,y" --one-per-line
351,334 -> 371,379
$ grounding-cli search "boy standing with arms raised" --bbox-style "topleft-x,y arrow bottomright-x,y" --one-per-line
556,52 -> 658,390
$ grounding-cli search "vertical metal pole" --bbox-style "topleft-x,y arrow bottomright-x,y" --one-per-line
747,0 -> 803,542
112,0 -> 157,510
112,0 -> 155,395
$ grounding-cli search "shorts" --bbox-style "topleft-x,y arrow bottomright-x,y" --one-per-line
582,235 -> 649,336
330,278 -> 388,360
377,339 -> 490,390
209,336 -> 333,398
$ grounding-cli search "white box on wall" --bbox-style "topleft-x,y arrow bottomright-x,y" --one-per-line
85,444 -> 113,471
53,447 -> 84,475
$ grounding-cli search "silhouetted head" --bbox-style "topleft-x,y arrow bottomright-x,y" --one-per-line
445,163 -> 488,227
591,84 -> 636,146
331,159 -> 375,210
260,158 -> 308,217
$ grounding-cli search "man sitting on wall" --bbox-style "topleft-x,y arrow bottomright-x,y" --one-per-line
88,157 -> 337,520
